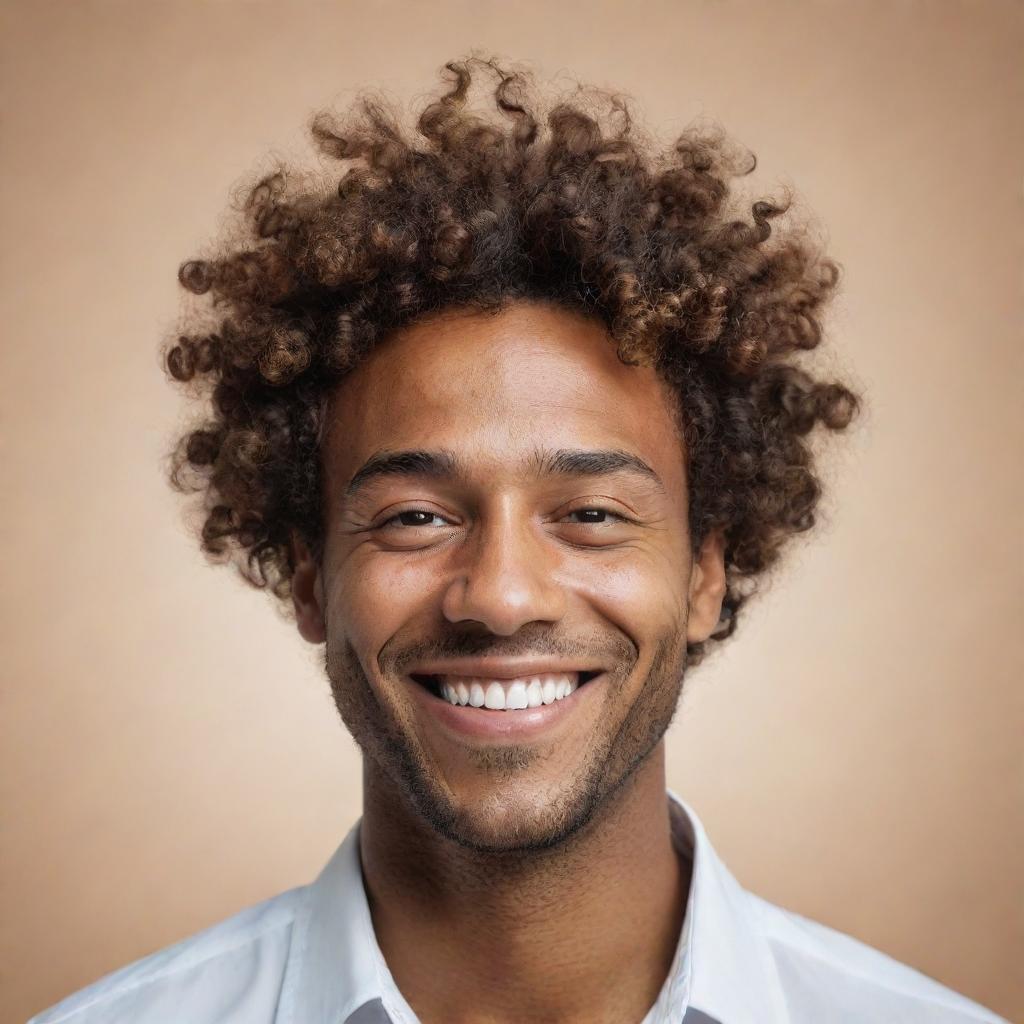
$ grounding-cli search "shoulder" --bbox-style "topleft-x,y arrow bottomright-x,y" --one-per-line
28,886 -> 307,1024
747,893 -> 1009,1023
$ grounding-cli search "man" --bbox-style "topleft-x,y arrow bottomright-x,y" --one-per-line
31,57 -> 1007,1024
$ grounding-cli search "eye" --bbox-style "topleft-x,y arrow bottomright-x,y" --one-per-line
562,507 -> 626,525
380,509 -> 451,529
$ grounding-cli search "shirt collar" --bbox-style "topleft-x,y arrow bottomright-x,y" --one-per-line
276,821 -> 389,1024
667,788 -> 788,1024
278,791 -> 787,1024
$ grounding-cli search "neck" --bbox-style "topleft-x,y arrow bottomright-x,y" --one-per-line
358,746 -> 690,1024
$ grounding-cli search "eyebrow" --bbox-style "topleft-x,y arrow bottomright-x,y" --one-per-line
343,447 -> 665,498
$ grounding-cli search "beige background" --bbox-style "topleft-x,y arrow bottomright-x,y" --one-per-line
2,1 -> 1022,1021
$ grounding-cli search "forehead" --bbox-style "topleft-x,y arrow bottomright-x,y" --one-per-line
324,300 -> 684,484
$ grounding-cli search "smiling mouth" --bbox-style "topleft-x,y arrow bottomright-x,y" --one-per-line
410,671 -> 602,710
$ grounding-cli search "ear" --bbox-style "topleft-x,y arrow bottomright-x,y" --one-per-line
290,531 -> 326,644
685,528 -> 728,644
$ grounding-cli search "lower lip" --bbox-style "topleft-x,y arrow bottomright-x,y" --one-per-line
406,674 -> 606,743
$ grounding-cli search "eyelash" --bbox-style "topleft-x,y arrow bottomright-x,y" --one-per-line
378,507 -> 628,529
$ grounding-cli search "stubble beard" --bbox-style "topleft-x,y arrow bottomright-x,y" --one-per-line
323,626 -> 689,856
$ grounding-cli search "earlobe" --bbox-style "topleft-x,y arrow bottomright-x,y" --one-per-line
290,532 -> 327,645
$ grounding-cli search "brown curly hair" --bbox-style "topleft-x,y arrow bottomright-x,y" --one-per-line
165,55 -> 863,669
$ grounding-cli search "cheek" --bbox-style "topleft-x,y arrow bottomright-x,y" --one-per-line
327,549 -> 445,654
568,547 -> 690,643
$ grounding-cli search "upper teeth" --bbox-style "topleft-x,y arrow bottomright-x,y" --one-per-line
439,673 -> 579,710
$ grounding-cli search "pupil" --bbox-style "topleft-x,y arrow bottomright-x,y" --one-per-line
400,511 -> 430,526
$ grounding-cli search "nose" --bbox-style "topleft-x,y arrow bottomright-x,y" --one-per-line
440,507 -> 567,636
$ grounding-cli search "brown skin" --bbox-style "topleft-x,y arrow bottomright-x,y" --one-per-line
291,299 -> 726,1024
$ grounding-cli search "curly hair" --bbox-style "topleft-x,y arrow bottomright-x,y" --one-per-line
165,55 -> 863,669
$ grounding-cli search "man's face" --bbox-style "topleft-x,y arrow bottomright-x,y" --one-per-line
294,299 -> 724,853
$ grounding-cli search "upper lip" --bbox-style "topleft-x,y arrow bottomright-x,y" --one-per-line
406,658 -> 601,680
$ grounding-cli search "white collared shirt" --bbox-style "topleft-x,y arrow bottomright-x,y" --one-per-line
29,791 -> 1008,1024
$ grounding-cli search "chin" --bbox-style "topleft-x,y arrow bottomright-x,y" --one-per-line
412,769 -> 606,855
